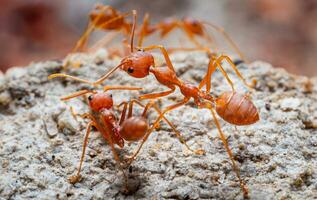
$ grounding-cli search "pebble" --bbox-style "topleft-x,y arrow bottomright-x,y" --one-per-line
57,111 -> 80,135
280,97 -> 301,111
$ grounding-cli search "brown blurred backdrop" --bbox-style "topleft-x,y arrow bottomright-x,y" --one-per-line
0,0 -> 316,76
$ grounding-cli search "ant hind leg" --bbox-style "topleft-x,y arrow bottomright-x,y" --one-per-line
215,55 -> 253,89
198,57 -> 235,93
208,107 -> 249,199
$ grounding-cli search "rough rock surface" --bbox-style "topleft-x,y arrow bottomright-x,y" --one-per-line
0,50 -> 316,200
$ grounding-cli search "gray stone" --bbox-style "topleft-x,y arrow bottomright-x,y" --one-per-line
0,51 -> 316,200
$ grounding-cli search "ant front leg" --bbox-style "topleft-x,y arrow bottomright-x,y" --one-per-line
139,86 -> 176,100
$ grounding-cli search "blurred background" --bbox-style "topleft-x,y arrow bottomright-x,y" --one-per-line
0,0 -> 316,76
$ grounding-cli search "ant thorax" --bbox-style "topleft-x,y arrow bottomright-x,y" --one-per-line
179,81 -> 200,99
150,67 -> 181,87
91,108 -> 124,148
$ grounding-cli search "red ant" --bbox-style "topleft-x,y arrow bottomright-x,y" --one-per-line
73,4 -> 245,61
72,4 -> 133,53
49,10 -> 258,198
56,86 -> 203,185
137,14 -> 246,61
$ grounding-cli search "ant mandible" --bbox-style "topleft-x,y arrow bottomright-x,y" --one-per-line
57,86 -> 203,184
49,9 -> 258,198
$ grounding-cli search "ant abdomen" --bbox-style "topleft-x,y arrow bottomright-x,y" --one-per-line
120,117 -> 148,141
215,92 -> 259,126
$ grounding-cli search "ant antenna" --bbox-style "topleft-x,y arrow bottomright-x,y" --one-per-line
130,10 -> 137,53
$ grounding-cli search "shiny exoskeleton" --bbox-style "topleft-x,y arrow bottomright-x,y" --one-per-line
49,7 -> 258,198
64,90 -> 193,185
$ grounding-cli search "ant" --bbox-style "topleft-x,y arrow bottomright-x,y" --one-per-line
48,10 -> 258,198
72,4 -> 133,53
73,4 -> 245,61
57,86 -> 203,185
137,14 -> 246,61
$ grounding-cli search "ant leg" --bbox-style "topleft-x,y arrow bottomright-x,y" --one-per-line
79,113 -> 94,121
139,86 -> 175,100
202,21 -> 247,62
103,86 -> 143,92
127,98 -> 190,164
73,21 -> 94,52
178,24 -> 203,48
201,26 -> 219,51
94,120 -> 128,185
117,102 -> 128,125
208,107 -> 249,199
88,31 -> 119,53
136,45 -> 176,73
73,5 -> 114,52
70,106 -> 79,120
138,13 -> 151,47
167,47 -> 213,56
69,121 -> 95,184
215,55 -> 253,89
74,5 -> 132,52
138,100 -> 205,155
198,56 -> 235,93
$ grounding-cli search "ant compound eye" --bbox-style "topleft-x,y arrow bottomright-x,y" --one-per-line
233,59 -> 244,66
127,67 -> 134,73
110,94 -> 113,98
192,20 -> 199,26
88,95 -> 93,101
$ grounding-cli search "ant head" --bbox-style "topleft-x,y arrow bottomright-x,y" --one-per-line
88,92 -> 113,112
120,51 -> 154,78
182,17 -> 204,35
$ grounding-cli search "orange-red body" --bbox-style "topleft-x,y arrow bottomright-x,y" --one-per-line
89,5 -> 131,34
139,16 -> 206,39
88,92 -> 149,148
119,51 -> 259,126
216,92 -> 259,126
